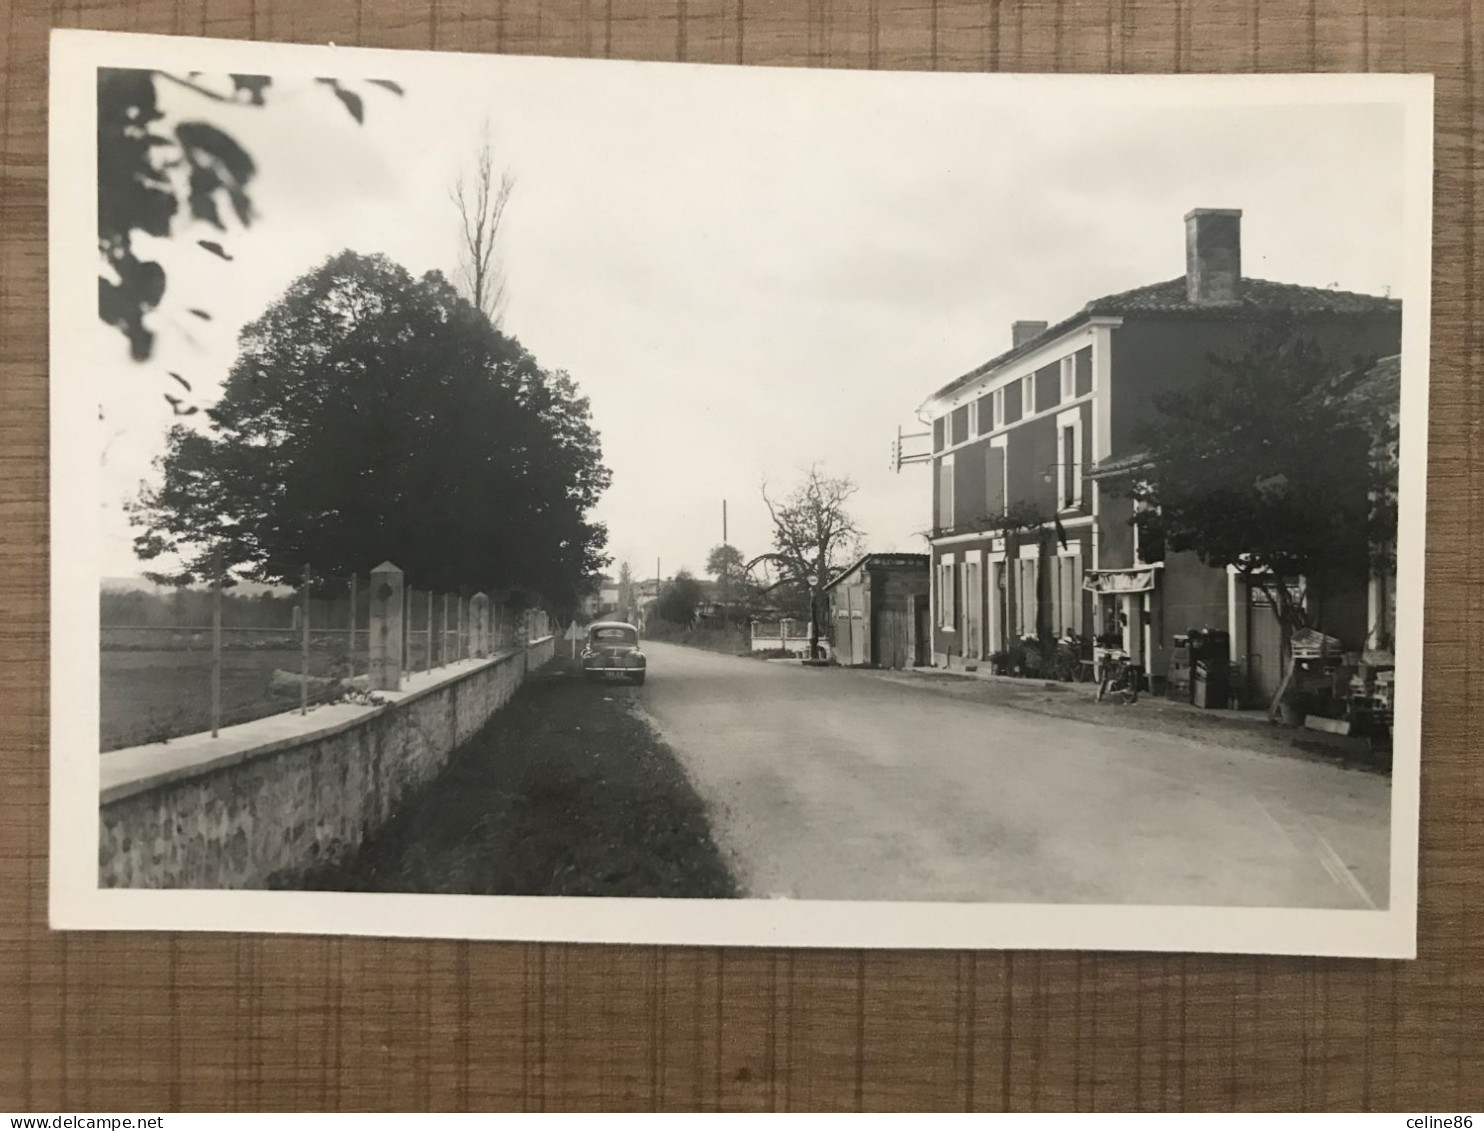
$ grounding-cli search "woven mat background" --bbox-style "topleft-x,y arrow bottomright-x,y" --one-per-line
2,0 -> 1479,1112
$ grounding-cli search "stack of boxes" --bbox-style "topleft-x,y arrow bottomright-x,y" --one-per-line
1166,629 -> 1231,708
1167,635 -> 1193,702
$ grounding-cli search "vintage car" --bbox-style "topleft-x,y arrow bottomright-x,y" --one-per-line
580,621 -> 647,685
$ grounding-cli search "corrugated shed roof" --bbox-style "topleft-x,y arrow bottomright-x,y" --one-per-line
927,277 -> 1401,405
1087,450 -> 1155,480
822,552 -> 930,591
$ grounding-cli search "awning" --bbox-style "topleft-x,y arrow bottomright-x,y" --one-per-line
1083,566 -> 1160,594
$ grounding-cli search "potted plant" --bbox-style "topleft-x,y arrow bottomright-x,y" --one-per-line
987,649 -> 1011,675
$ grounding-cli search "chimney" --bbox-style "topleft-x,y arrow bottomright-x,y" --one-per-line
1184,208 -> 1242,304
1012,320 -> 1049,349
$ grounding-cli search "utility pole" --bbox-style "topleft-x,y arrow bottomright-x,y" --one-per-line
721,500 -> 731,609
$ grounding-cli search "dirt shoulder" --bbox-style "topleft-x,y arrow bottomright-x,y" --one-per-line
862,667 -> 1390,773
291,665 -> 739,898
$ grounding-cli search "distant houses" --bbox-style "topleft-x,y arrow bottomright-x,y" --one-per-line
913,209 -> 1401,705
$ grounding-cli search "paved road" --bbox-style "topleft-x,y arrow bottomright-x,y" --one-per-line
637,642 -> 1390,908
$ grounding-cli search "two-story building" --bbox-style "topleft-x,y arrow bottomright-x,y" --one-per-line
916,208 -> 1401,704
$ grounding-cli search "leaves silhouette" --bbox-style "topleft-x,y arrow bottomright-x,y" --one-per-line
97,69 -> 405,371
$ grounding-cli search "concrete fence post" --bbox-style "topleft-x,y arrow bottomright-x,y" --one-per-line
347,572 -> 358,685
471,592 -> 490,657
442,593 -> 451,667
369,561 -> 405,692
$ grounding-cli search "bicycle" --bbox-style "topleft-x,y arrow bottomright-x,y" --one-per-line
1095,647 -> 1142,704
1053,632 -> 1092,683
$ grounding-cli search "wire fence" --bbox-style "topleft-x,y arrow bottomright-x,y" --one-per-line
100,569 -> 552,752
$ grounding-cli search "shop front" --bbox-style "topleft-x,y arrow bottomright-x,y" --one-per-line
1083,565 -> 1161,671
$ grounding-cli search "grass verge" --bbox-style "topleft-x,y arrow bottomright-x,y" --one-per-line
291,666 -> 739,898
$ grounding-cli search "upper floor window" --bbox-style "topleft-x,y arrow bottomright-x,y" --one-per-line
937,454 -> 955,531
967,399 -> 979,437
1074,347 -> 1093,397
1021,375 -> 1034,416
1004,380 -> 1023,425
950,405 -> 970,446
933,416 -> 945,453
1057,408 -> 1083,510
986,438 -> 1008,516
1060,356 -> 1075,402
992,388 -> 1005,429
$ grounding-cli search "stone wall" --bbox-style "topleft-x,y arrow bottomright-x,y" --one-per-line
99,637 -> 556,889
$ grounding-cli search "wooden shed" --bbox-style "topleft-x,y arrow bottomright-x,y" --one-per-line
823,553 -> 931,670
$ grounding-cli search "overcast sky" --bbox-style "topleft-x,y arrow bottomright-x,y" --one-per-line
95,56 -> 1409,585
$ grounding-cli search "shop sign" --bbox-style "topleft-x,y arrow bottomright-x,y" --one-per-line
1082,567 -> 1158,594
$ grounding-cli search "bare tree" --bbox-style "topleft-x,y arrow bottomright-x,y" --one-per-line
450,131 -> 515,326
756,466 -> 864,659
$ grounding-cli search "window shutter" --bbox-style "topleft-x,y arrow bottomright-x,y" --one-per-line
1017,559 -> 1037,638
1073,554 -> 1085,633
1061,558 -> 1076,634
986,447 -> 1005,515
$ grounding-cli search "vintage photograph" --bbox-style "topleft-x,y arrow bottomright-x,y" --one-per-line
49,31 -> 1431,955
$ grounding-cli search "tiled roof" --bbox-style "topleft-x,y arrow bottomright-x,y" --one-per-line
928,277 -> 1401,404
1085,276 -> 1400,317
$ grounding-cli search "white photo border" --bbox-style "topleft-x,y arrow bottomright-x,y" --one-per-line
49,29 -> 1433,958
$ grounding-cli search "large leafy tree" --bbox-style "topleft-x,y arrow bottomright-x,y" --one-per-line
705,542 -> 746,610
655,570 -> 704,627
130,251 -> 610,612
1115,320 -> 1385,642
705,543 -> 745,586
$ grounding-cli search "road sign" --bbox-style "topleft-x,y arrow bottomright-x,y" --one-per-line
564,620 -> 583,641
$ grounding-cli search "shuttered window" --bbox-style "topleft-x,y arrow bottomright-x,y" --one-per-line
950,406 -> 970,445
937,455 -> 955,531
1004,381 -> 1022,424
1049,553 -> 1085,635
1074,346 -> 1093,397
1016,558 -> 1039,639
986,443 -> 1007,516
939,560 -> 957,629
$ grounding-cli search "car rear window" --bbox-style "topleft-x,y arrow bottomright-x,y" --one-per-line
592,627 -> 636,642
